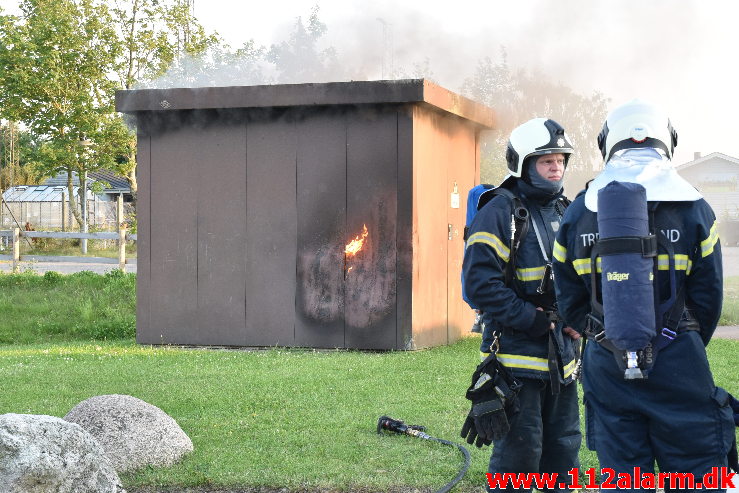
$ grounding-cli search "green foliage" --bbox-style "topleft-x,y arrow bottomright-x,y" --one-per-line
0,123 -> 46,188
42,270 -> 62,283
719,276 -> 739,325
0,0 -> 123,227
460,52 -> 609,190
0,270 -> 136,344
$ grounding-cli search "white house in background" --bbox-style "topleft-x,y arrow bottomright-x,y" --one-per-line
677,152 -> 739,245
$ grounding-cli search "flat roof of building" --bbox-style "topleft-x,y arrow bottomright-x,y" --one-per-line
116,79 -> 495,128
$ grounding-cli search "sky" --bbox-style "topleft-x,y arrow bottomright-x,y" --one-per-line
2,0 -> 738,165
191,0 -> 739,166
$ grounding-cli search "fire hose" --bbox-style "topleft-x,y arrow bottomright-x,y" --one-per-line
376,415 -> 471,493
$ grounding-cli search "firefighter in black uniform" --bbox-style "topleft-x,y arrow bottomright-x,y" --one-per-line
552,100 -> 735,492
462,118 -> 581,492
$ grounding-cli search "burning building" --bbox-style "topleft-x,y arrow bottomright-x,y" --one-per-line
116,79 -> 493,350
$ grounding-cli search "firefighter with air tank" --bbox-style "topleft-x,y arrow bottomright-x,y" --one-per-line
552,99 -> 737,491
461,118 -> 581,492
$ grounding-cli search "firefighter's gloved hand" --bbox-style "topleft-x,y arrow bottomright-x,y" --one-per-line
528,310 -> 553,338
460,355 -> 521,447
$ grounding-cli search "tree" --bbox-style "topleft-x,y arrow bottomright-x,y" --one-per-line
267,5 -> 341,83
0,0 -> 121,228
0,122 -> 44,190
462,52 -> 609,192
109,0 -> 219,199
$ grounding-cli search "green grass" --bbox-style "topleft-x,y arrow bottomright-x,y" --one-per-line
18,237 -> 137,259
0,271 -> 736,491
0,270 -> 135,344
720,276 -> 739,325
0,336 -> 736,492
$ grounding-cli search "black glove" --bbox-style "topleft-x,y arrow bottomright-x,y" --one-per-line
460,411 -> 491,448
528,310 -> 552,338
460,355 -> 521,448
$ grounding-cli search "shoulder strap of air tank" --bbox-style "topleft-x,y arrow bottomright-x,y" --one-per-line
648,202 -> 685,344
490,188 -> 530,288
555,196 -> 570,216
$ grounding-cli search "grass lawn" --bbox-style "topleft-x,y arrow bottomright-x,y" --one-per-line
0,271 -> 737,492
0,270 -> 135,344
1,336 -> 737,492
720,276 -> 739,325
17,236 -> 137,259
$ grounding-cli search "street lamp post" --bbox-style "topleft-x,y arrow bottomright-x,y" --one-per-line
78,137 -> 92,254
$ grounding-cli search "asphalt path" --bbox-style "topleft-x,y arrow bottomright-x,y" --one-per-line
722,246 -> 739,277
1,247 -> 737,275
0,259 -> 136,274
1,249 -> 738,340
2,247 -> 738,276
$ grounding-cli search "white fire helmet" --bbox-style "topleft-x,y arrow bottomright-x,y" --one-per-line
584,100 -> 702,212
597,99 -> 678,162
506,118 -> 574,178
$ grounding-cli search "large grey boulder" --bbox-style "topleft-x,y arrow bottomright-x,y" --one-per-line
0,413 -> 125,493
64,394 -> 193,473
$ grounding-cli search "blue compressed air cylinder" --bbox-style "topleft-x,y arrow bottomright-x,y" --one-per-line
597,181 -> 656,351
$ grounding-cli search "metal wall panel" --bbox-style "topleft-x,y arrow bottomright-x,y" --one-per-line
295,110 -> 347,347
410,108 -> 449,348
345,108 -> 398,349
445,118 -> 477,343
395,107 -> 414,349
245,115 -> 297,345
149,123 -> 199,343
195,116 -> 247,345
135,127 -> 152,343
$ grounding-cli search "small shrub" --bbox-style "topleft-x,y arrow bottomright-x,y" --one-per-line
43,270 -> 63,283
104,269 -> 125,280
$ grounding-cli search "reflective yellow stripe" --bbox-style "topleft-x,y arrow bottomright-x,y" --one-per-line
516,266 -> 546,281
466,232 -> 510,262
575,254 -> 694,277
563,359 -> 576,379
700,222 -> 719,258
553,240 -> 567,263
573,257 -> 601,275
656,254 -> 692,273
497,353 -> 549,372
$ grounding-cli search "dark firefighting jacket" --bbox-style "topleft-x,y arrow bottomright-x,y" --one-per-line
463,180 -> 577,382
552,195 -> 722,345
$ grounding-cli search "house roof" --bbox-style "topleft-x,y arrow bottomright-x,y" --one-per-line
43,170 -> 131,193
2,185 -> 93,202
116,79 -> 495,129
677,152 -> 739,171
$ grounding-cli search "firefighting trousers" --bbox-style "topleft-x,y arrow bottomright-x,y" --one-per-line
486,378 -> 581,493
582,332 -> 735,493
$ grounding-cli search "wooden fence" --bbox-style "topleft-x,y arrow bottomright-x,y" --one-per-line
0,228 -> 137,273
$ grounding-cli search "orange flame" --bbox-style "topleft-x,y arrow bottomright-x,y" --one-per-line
345,224 -> 368,256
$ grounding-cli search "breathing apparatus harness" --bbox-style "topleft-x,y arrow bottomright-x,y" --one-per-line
476,186 -> 572,393
377,416 -> 470,493
584,200 -> 698,379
